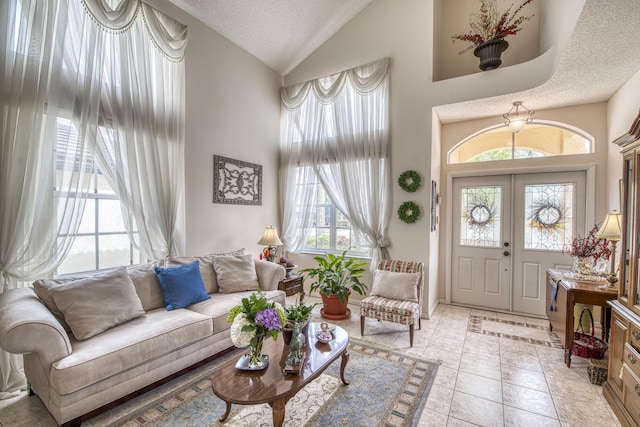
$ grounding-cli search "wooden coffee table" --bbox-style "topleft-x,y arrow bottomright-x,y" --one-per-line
211,322 -> 350,426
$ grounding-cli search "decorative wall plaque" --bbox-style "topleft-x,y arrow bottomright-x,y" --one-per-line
213,155 -> 262,205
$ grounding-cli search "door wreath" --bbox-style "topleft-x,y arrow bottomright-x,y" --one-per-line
398,170 -> 421,193
398,201 -> 420,224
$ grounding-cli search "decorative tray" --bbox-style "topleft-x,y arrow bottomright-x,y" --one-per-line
235,354 -> 269,371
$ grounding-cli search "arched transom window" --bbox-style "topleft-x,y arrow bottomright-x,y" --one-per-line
448,122 -> 594,164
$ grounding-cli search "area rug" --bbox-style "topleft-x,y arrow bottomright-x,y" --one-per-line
84,338 -> 438,427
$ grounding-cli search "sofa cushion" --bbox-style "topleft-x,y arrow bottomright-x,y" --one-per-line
154,261 -> 211,310
165,248 -> 245,294
187,289 -> 286,334
127,262 -> 166,312
33,275 -> 89,333
50,308 -> 212,395
48,267 -> 145,340
370,270 -> 420,302
212,254 -> 260,293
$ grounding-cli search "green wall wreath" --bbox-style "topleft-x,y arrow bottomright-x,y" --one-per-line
398,201 -> 420,224
398,170 -> 421,192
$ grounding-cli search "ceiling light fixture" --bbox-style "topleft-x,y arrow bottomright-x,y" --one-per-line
503,101 -> 535,133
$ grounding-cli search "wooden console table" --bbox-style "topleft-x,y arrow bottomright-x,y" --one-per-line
546,269 -> 618,367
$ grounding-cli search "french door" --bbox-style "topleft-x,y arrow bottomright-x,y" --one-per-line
451,172 -> 585,316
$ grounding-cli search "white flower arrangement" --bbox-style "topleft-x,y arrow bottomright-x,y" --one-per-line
229,313 -> 253,348
227,291 -> 286,348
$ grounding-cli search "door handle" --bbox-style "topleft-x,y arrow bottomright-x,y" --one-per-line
503,251 -> 510,256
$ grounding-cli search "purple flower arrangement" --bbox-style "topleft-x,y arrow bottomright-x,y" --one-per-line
227,291 -> 286,348
255,307 -> 282,332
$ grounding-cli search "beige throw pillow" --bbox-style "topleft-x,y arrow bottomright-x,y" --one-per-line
212,253 -> 260,293
33,274 -> 89,332
48,267 -> 145,340
370,270 -> 420,302
166,248 -> 245,294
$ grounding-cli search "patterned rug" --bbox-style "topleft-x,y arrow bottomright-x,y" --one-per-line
84,338 -> 438,427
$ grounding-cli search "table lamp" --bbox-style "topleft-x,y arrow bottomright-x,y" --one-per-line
257,226 -> 282,262
595,210 -> 622,289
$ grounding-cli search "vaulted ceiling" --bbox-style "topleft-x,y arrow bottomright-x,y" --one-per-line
166,0 -> 640,124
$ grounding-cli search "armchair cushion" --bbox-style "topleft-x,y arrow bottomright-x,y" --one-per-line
370,270 -> 420,302
360,296 -> 419,325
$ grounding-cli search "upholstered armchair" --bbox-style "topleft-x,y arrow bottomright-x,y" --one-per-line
360,259 -> 424,347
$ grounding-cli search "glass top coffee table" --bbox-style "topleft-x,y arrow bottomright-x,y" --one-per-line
211,322 -> 350,427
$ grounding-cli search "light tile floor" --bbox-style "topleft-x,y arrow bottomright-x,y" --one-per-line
0,298 -> 621,427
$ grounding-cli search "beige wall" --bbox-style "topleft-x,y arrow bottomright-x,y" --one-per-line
607,68 -> 640,212
283,0 -> 435,311
149,0 -> 282,258
434,0 -> 541,80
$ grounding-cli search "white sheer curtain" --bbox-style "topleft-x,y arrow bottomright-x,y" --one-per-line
280,58 -> 391,269
0,0 -> 94,397
83,0 -> 188,260
0,0 -> 187,395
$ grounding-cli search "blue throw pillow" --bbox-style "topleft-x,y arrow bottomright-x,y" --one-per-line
154,261 -> 211,310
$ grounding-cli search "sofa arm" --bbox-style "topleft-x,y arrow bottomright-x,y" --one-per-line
0,288 -> 72,366
255,259 -> 286,291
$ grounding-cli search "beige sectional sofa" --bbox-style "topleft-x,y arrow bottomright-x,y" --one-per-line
0,251 -> 286,426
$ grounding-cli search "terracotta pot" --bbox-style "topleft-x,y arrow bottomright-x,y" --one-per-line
320,292 -> 351,320
473,39 -> 509,71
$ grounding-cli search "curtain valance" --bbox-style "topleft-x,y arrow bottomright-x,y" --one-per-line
81,0 -> 188,60
281,57 -> 389,109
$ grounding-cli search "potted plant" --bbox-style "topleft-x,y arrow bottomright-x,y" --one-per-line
282,298 -> 318,345
451,0 -> 535,71
299,250 -> 368,320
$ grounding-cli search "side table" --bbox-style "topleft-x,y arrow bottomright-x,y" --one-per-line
546,269 -> 617,367
278,275 -> 304,301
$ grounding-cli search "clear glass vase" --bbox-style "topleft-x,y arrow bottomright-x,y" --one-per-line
248,334 -> 266,369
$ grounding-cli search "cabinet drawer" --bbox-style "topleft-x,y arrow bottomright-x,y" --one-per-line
630,323 -> 640,350
622,364 -> 640,426
624,343 -> 640,378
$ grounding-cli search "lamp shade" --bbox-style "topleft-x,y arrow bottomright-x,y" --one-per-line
503,101 -> 534,133
595,210 -> 622,241
257,226 -> 283,246
507,117 -> 527,133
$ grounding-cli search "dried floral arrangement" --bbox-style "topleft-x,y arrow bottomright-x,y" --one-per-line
563,225 -> 611,261
451,0 -> 535,54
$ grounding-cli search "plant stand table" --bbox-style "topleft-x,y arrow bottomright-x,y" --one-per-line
211,323 -> 349,426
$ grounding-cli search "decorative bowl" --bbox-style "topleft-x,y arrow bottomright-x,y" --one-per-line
315,331 -> 332,344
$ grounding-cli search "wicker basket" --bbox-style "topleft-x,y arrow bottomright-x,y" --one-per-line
587,358 -> 608,386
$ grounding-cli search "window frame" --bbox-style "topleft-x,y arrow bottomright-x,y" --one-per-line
53,118 -> 141,275
300,179 -> 370,258
448,120 -> 595,164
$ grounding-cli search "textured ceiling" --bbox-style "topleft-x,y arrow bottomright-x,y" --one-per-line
167,0 -> 640,124
166,0 -> 372,75
435,0 -> 640,123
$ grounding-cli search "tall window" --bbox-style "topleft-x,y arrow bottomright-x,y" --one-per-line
54,119 -> 143,274
302,178 -> 364,255
280,58 -> 391,266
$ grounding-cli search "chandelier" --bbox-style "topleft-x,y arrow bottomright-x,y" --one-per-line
503,101 -> 535,133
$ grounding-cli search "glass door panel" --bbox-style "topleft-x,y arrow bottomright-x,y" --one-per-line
523,183 -> 574,251
459,186 -> 502,248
